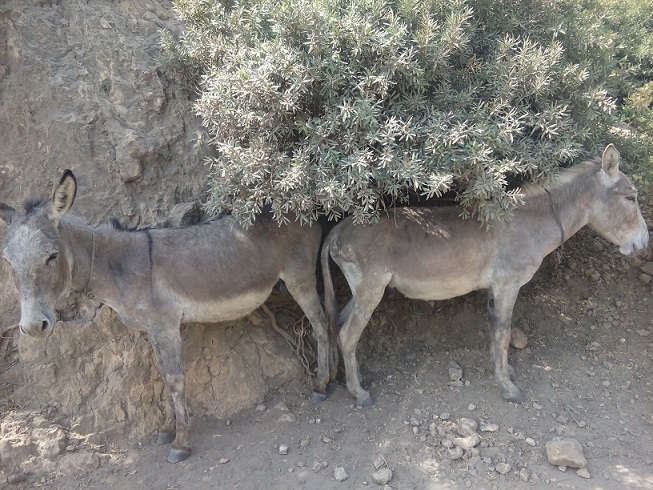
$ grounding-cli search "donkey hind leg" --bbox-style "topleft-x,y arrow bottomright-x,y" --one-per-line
487,288 -> 524,403
338,277 -> 389,407
150,328 -> 192,463
283,277 -> 335,404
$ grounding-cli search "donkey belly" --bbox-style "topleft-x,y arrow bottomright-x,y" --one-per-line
390,276 -> 482,301
180,288 -> 273,323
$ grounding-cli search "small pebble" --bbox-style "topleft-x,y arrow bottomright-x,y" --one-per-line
467,403 -> 477,411
452,434 -> 480,449
279,444 -> 289,455
496,463 -> 511,475
372,468 -> 393,485
334,466 -> 349,482
577,468 -> 591,479
480,423 -> 499,432
511,327 -> 529,349
372,455 -> 386,470
458,418 -> 479,437
525,438 -> 536,447
448,446 -> 464,460
448,361 -> 463,381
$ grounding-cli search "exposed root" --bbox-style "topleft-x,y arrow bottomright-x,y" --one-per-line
261,304 -> 312,377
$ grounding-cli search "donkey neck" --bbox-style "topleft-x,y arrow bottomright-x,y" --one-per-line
59,219 -> 97,295
59,218 -> 155,308
521,165 -> 601,255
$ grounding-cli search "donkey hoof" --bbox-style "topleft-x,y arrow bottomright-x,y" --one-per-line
156,430 -> 176,445
311,390 -> 328,404
325,380 -> 339,395
167,447 -> 192,463
504,389 -> 525,404
357,394 -> 374,408
310,380 -> 340,404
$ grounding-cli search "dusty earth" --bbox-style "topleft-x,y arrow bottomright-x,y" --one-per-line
1,208 -> 653,489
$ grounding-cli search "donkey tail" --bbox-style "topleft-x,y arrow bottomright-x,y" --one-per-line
321,235 -> 338,337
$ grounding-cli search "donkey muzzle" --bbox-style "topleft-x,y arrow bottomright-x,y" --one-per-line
19,316 -> 54,338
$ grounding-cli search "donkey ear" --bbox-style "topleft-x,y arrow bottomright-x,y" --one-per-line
48,169 -> 77,221
0,203 -> 16,225
601,144 -> 620,177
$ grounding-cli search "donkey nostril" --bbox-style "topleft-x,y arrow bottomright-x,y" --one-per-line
41,320 -> 49,331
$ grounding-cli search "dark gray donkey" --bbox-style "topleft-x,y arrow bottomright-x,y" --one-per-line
0,171 -> 337,463
321,145 -> 649,407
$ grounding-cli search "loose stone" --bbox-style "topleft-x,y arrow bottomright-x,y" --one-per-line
545,438 -> 587,469
457,418 -> 479,437
641,262 -> 653,276
372,468 -> 393,485
496,463 -> 511,475
448,446 -> 464,460
372,455 -> 386,470
511,327 -> 529,349
452,434 -> 481,449
480,423 -> 499,432
448,361 -> 463,382
576,468 -> 591,479
334,466 -> 349,482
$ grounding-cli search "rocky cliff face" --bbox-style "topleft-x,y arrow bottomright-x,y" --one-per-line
0,0 -> 303,451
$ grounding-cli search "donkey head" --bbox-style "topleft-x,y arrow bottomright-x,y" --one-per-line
1,170 -> 77,337
588,145 -> 649,256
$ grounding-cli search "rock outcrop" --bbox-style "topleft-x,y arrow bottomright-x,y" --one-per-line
0,0 -> 305,452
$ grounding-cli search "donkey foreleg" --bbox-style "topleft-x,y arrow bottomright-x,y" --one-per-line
152,342 -> 176,445
150,328 -> 192,463
487,288 -> 525,403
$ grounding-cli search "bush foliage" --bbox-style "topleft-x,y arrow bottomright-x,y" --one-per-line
163,0 -> 643,226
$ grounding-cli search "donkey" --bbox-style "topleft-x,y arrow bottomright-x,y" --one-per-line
0,171 -> 337,463
321,145 -> 649,407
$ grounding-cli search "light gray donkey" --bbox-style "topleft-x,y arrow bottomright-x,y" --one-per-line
0,171 -> 337,463
321,145 -> 649,407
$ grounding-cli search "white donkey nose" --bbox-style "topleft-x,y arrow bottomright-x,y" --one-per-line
19,318 -> 52,337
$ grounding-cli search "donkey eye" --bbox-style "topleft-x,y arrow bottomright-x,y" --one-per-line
46,253 -> 58,265
626,195 -> 636,203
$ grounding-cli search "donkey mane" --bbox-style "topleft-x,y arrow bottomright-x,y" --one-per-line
23,197 -> 45,214
519,157 -> 602,200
